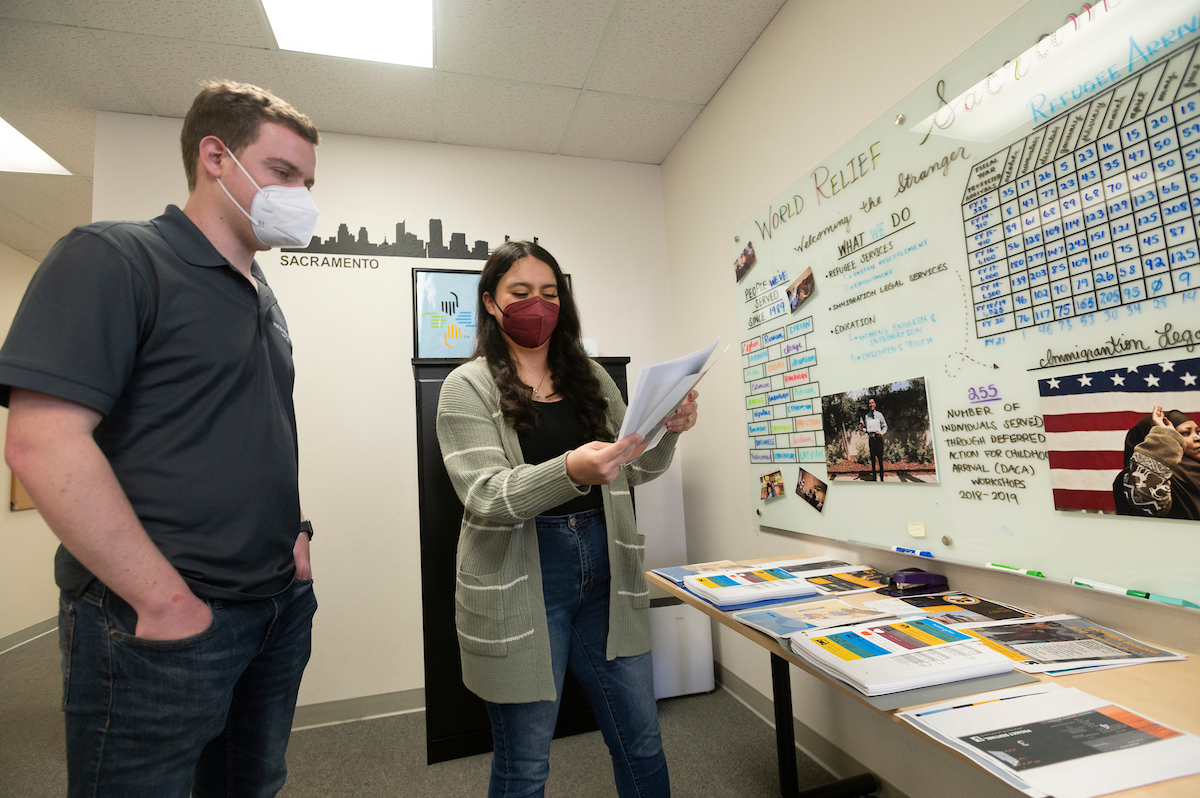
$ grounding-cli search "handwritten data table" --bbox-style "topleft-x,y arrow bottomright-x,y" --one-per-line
964,43 -> 1200,338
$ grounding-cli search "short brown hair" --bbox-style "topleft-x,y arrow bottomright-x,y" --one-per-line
181,79 -> 320,191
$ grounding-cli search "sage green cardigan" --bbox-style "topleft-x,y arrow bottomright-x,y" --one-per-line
436,357 -> 679,703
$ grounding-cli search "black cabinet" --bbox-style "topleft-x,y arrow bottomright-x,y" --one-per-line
414,357 -> 631,764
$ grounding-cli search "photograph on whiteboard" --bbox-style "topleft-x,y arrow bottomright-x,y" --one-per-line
1039,356 -> 1200,520
733,241 -> 756,282
821,377 -> 937,482
760,469 -> 786,499
795,467 -> 827,512
785,267 -> 815,313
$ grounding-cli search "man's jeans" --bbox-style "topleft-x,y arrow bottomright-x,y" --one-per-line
485,508 -> 670,798
59,577 -> 317,798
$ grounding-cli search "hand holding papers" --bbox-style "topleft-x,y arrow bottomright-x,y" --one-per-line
618,338 -> 724,450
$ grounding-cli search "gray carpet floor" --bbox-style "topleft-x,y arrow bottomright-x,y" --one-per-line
2,631 -> 833,797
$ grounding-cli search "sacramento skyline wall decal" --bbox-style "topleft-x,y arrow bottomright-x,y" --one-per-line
283,218 -> 491,259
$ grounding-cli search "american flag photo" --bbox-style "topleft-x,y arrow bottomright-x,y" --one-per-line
1038,356 -> 1200,513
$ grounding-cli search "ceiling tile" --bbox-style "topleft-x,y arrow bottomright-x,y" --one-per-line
559,92 -> 700,164
0,173 -> 92,241
277,53 -> 436,142
0,105 -> 97,177
439,74 -> 578,153
439,0 -> 615,88
18,249 -> 51,262
0,1 -> 74,25
588,0 -> 785,104
94,31 -> 290,117
0,206 -> 60,253
57,0 -> 273,48
0,20 -> 153,113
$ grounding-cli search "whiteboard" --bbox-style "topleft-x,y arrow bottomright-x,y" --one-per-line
733,0 -> 1200,604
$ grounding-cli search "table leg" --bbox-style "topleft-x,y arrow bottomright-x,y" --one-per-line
771,652 -> 800,798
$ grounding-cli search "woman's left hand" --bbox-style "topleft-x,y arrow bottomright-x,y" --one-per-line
665,390 -> 699,433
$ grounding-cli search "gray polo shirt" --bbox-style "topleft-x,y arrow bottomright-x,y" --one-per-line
0,205 -> 301,601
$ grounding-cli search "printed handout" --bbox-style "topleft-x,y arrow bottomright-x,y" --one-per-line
732,599 -> 892,640
900,684 -> 1200,798
865,592 -> 1037,625
789,617 -> 1014,695
959,615 -> 1185,674
619,338 -> 723,450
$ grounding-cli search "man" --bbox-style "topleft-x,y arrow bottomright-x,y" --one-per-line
0,80 -> 321,797
860,397 -> 888,481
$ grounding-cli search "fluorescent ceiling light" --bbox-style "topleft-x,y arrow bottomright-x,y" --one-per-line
0,116 -> 70,175
262,0 -> 433,68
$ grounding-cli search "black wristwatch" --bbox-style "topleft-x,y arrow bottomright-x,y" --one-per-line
300,520 -> 313,541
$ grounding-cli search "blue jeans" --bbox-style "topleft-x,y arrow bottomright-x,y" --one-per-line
59,577 -> 317,798
485,508 -> 669,798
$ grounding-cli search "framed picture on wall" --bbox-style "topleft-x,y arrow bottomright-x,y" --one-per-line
412,267 -> 573,360
413,268 -> 482,359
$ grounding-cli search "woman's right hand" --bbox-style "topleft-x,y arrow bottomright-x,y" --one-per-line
1151,405 -> 1172,429
566,434 -> 645,485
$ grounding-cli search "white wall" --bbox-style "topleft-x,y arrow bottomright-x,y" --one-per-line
0,242 -> 60,640
90,112 -> 687,705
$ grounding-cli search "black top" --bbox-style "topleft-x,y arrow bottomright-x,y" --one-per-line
518,396 -> 604,516
0,205 -> 301,600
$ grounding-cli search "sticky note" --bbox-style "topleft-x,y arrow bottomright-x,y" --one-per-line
908,521 -> 926,539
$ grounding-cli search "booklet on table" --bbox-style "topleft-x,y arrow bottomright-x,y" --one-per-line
864,591 -> 1038,625
731,598 -> 894,642
957,614 -> 1186,674
675,557 -> 854,608
787,616 -> 1015,696
899,683 -> 1200,798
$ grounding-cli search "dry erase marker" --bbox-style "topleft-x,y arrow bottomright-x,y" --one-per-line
892,546 -> 934,558
986,562 -> 1044,578
1146,593 -> 1200,609
1071,578 -> 1148,598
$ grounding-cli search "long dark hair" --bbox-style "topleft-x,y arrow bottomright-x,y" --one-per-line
473,241 -> 611,441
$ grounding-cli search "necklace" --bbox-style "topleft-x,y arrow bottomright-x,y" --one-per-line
531,370 -> 552,400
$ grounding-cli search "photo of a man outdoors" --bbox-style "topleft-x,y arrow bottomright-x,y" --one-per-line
821,377 -> 938,482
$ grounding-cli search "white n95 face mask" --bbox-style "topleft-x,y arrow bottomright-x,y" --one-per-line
217,145 -> 320,249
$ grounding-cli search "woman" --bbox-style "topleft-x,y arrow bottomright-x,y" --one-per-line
436,241 -> 697,797
1112,405 -> 1200,520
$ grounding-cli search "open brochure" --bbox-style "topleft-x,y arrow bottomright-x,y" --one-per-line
618,338 -> 724,449
788,617 -> 1015,696
731,598 -> 894,642
899,684 -> 1200,798
957,614 -> 1186,674
864,591 -> 1038,625
679,558 -> 859,608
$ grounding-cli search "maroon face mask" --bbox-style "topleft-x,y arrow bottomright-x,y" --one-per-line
498,295 -> 560,348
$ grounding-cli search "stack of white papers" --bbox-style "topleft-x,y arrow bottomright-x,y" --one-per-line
899,684 -> 1200,798
958,615 -> 1186,675
618,338 -> 723,449
788,617 -> 1015,696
